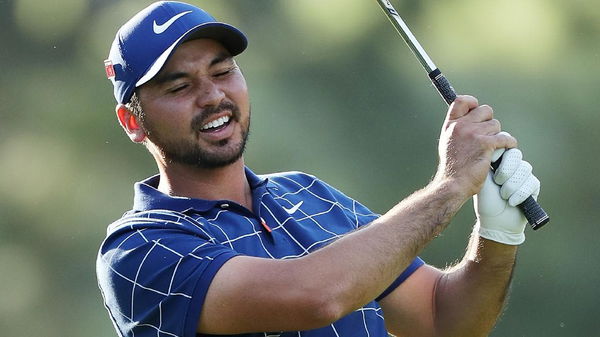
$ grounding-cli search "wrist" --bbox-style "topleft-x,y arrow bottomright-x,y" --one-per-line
429,175 -> 474,206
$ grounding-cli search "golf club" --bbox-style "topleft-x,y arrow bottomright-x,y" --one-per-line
375,0 -> 549,230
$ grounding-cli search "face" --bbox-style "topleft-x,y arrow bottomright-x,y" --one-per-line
136,38 -> 250,169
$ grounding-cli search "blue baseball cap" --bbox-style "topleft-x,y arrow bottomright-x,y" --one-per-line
105,1 -> 247,104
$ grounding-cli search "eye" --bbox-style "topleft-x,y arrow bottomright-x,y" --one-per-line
214,66 -> 236,77
214,70 -> 231,77
168,84 -> 188,93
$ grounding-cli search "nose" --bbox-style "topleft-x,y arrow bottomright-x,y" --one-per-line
195,77 -> 225,108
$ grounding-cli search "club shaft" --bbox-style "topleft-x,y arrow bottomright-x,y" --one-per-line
375,0 -> 550,229
376,0 -> 436,73
376,0 -> 455,104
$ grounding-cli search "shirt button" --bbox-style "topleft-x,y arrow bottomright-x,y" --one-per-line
220,203 -> 229,209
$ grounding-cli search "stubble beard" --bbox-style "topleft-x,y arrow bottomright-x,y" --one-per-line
144,102 -> 251,170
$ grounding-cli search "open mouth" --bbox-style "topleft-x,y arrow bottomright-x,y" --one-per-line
200,115 -> 231,133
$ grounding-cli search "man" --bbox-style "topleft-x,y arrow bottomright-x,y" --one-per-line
97,2 -> 541,337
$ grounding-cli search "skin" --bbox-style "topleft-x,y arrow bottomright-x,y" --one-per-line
117,38 -> 520,336
117,39 -> 252,205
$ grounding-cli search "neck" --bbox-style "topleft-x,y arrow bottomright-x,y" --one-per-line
156,158 -> 252,210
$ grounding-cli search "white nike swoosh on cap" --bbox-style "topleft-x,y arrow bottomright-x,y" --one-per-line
283,201 -> 303,215
153,10 -> 193,34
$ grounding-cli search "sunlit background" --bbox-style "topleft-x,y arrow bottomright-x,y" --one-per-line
1,0 -> 599,335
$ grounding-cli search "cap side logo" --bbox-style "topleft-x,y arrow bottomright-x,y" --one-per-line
104,60 -> 115,79
153,10 -> 193,34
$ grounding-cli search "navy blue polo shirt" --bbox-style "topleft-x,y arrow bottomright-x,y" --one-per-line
96,168 -> 424,337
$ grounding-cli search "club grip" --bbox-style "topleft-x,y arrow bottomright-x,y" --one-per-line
490,157 -> 550,230
519,196 -> 550,230
430,67 -> 551,230
429,68 -> 457,105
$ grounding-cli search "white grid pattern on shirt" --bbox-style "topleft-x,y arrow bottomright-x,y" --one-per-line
101,213 -> 218,337
101,173 -> 383,337
273,175 -> 377,217
261,175 -> 379,259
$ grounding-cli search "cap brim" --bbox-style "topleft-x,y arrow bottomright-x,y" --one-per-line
136,22 -> 247,87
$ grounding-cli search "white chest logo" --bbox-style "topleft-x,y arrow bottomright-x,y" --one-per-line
153,11 -> 193,34
283,201 -> 303,215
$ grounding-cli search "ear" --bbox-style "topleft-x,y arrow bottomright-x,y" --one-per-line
116,104 -> 146,143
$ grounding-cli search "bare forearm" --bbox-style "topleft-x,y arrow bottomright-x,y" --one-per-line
434,233 -> 518,336
299,178 -> 469,318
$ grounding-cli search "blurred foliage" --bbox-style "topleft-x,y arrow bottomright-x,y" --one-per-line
0,0 -> 599,336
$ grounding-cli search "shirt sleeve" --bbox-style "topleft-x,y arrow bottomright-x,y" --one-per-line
97,212 -> 241,337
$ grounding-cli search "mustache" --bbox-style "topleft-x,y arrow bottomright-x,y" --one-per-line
191,101 -> 240,130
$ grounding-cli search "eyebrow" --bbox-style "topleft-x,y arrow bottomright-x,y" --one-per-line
152,72 -> 188,85
152,52 -> 234,85
210,51 -> 233,67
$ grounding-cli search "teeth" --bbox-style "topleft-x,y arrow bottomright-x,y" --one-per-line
201,116 -> 230,130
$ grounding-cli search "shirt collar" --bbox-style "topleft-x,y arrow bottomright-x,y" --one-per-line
132,166 -> 270,213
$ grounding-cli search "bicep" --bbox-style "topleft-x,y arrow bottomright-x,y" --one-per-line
379,264 -> 442,337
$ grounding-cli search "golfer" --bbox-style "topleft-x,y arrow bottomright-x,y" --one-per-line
97,2 -> 541,337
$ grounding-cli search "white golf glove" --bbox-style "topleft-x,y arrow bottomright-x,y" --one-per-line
474,148 -> 541,245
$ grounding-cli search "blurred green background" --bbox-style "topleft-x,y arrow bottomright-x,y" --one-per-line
1,0 -> 598,335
